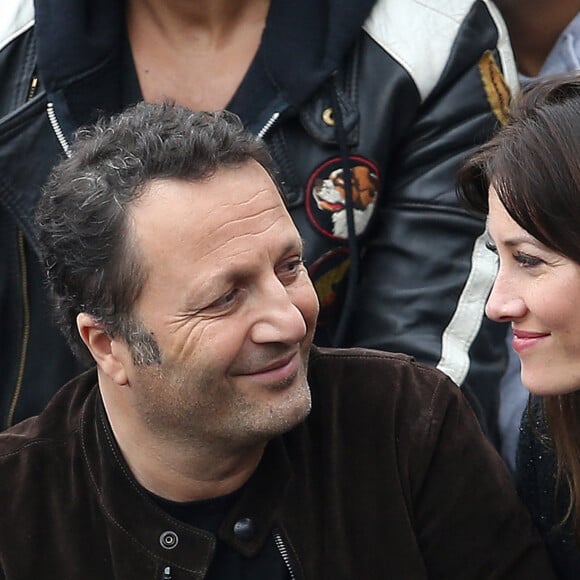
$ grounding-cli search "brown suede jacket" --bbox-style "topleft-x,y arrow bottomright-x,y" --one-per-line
0,347 -> 555,579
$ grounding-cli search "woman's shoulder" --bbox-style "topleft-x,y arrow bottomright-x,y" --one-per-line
516,396 -> 580,579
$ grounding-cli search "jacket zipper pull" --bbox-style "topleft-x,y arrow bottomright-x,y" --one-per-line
160,565 -> 173,579
27,75 -> 38,100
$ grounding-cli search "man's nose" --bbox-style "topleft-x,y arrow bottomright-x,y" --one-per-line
250,280 -> 308,345
485,273 -> 527,322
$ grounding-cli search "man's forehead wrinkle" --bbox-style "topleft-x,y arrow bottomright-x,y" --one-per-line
190,218 -> 300,286
204,187 -> 280,218
199,221 -> 292,267
212,227 -> 295,269
209,205 -> 289,238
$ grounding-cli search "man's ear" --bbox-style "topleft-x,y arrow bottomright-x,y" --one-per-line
76,312 -> 130,386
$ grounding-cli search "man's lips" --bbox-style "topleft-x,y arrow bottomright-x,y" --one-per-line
235,352 -> 300,379
251,353 -> 297,375
512,329 -> 550,353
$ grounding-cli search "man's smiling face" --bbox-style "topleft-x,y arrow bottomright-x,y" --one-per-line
116,160 -> 320,448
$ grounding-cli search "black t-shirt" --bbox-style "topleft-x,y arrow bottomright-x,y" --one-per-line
150,488 -> 290,580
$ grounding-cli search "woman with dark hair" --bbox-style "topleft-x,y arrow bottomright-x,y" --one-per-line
457,73 -> 580,578
494,0 -> 579,474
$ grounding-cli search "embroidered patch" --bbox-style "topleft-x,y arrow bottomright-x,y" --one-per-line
478,50 -> 511,126
309,248 -> 350,327
306,156 -> 380,240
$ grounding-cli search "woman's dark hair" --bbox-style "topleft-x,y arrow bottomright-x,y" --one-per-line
37,103 -> 277,364
457,73 -> 580,539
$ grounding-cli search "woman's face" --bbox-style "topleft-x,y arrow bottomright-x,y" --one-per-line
486,186 -> 580,396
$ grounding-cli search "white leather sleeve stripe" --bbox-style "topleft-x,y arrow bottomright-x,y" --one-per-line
482,0 -> 520,96
362,0 -> 480,102
364,0 -> 516,387
436,231 -> 497,386
0,0 -> 34,53
435,3 -> 518,387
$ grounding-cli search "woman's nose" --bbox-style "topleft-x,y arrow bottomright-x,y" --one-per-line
485,274 -> 527,322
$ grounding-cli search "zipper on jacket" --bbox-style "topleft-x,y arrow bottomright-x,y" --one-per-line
7,231 -> 31,427
257,112 -> 280,140
273,528 -> 297,580
46,102 -> 72,157
8,99 -> 71,426
27,76 -> 39,100
6,73 -> 42,427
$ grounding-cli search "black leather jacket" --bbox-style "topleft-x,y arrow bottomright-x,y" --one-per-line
0,0 -> 516,432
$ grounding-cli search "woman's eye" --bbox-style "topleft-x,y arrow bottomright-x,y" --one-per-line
514,252 -> 542,268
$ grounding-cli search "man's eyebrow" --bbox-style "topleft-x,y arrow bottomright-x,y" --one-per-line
282,237 -> 305,255
183,237 -> 305,305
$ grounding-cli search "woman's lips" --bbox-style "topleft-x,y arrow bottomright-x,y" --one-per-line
512,329 -> 550,353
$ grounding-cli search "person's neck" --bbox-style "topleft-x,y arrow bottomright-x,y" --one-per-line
99,381 -> 265,502
122,436 -> 264,502
126,0 -> 270,45
125,0 -> 270,109
497,0 -> 580,76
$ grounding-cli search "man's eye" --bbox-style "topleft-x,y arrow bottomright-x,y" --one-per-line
210,289 -> 240,310
277,258 -> 305,284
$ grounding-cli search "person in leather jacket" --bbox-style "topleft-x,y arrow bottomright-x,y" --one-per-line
0,0 -> 516,440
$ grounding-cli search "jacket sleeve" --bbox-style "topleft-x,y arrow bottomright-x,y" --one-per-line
409,374 -> 557,578
348,0 -> 518,439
